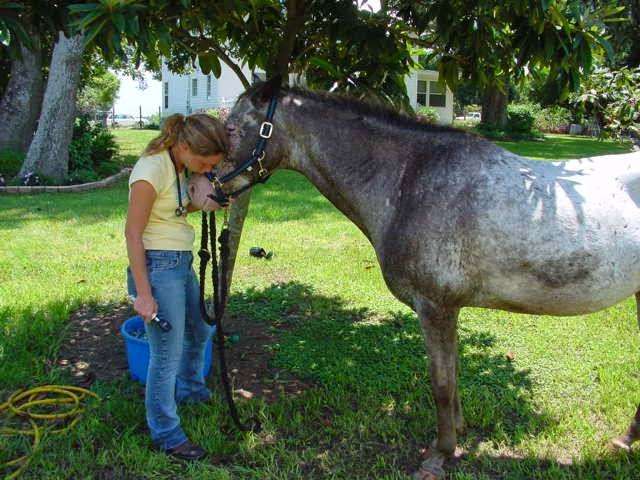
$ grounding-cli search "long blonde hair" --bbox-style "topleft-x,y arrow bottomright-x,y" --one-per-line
143,113 -> 229,157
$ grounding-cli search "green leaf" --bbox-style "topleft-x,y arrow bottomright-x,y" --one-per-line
308,57 -> 340,77
83,19 -> 108,47
112,13 -> 125,32
68,3 -> 102,14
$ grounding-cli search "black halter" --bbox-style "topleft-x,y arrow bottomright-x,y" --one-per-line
206,89 -> 280,205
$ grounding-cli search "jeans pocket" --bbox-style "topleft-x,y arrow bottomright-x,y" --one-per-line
146,251 -> 180,272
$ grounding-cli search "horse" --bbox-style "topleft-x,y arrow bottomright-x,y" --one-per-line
216,79 -> 640,478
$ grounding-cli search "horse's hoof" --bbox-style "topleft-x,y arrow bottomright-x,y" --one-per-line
413,447 -> 446,479
610,436 -> 632,451
412,467 -> 442,480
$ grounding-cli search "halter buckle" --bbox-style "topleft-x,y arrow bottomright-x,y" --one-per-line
252,149 -> 266,161
210,176 -> 223,189
257,158 -> 268,177
259,122 -> 273,139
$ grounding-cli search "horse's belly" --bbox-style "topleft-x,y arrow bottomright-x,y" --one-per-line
477,178 -> 640,315
480,269 -> 640,315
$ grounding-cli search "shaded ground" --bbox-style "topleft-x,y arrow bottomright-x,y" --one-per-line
56,301 -> 311,402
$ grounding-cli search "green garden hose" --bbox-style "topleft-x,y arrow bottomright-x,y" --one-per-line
0,385 -> 99,480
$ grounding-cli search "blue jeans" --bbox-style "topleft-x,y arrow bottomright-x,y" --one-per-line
127,250 -> 214,451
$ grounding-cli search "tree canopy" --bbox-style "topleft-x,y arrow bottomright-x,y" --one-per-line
68,0 -> 622,124
70,0 -> 416,106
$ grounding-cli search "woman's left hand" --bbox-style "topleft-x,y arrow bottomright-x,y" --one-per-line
188,174 -> 225,212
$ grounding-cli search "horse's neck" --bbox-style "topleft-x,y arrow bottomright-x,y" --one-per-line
280,107 -> 401,241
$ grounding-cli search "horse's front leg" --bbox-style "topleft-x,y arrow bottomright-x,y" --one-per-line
413,301 -> 460,479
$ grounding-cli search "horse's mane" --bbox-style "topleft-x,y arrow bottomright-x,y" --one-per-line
243,83 -> 463,135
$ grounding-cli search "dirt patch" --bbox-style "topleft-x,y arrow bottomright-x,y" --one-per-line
56,303 -> 130,384
219,312 -> 313,403
56,303 -> 312,402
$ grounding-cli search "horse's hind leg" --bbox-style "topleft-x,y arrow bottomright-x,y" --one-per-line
612,292 -> 640,450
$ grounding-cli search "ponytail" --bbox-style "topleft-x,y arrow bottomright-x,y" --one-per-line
143,113 -> 228,157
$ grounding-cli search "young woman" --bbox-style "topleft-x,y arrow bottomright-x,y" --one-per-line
125,113 -> 227,460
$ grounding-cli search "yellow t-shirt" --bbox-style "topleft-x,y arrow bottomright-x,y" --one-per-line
128,150 -> 194,251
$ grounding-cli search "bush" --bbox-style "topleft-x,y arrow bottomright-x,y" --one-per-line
68,116 -> 119,184
207,107 -> 230,122
0,148 -> 25,178
416,106 -> 440,124
570,66 -> 640,139
145,113 -> 161,130
535,106 -> 573,133
507,104 -> 539,136
475,122 -> 510,140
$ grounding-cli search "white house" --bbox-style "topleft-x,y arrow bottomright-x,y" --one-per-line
161,61 -> 454,124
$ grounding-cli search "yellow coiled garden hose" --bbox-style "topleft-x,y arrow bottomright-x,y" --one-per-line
0,385 -> 99,480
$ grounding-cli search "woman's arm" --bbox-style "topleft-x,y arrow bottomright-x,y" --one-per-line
125,181 -> 157,323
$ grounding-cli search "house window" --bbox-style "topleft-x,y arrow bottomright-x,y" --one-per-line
429,81 -> 446,108
417,80 -> 427,106
192,78 -> 198,97
164,82 -> 169,109
206,75 -> 211,98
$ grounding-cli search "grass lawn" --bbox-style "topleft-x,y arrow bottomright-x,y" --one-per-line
1,130 -> 638,479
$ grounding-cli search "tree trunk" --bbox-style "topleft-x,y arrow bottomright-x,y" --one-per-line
224,190 -> 252,288
629,0 -> 640,67
20,32 -> 85,182
481,87 -> 508,128
0,41 -> 44,153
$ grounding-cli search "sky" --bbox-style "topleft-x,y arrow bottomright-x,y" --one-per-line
112,0 -> 381,116
113,71 -> 162,117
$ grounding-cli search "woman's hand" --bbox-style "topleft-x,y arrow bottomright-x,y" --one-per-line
134,293 -> 158,324
188,174 -> 225,212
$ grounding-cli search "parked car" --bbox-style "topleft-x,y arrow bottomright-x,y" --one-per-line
108,113 -> 145,127
468,112 -> 481,121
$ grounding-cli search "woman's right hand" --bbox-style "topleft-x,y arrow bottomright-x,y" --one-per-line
134,294 -> 158,324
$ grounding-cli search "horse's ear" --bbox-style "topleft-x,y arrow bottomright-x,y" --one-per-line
258,74 -> 283,103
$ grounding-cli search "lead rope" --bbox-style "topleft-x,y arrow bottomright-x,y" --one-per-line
198,210 -> 261,433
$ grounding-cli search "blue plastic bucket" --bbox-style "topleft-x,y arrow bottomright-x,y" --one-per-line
120,316 -> 215,385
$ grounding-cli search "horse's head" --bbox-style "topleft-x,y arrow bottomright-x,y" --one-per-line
212,76 -> 288,200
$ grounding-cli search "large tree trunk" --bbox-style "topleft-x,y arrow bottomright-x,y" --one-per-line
0,41 -> 44,153
481,87 -> 509,128
20,32 -> 85,182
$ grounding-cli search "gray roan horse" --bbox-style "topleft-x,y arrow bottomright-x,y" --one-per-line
217,79 -> 640,478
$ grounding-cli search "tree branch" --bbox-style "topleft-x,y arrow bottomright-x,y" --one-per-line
271,0 -> 308,77
206,41 -> 251,89
178,28 -> 252,89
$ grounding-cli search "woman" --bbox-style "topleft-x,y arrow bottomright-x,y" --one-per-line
125,113 -> 227,460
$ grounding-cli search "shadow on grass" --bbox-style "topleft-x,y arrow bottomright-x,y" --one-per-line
231,281 -> 640,478
4,281 -> 639,478
231,281 -> 545,436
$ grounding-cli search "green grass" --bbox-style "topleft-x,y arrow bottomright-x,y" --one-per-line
496,134 -> 632,160
1,131 -> 638,479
